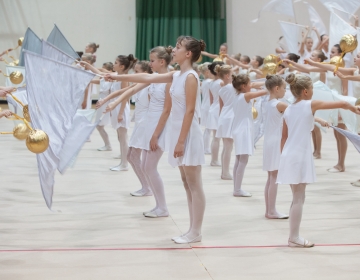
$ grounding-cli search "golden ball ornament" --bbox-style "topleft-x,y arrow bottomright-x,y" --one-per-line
23,105 -> 31,122
18,37 -> 24,47
339,34 -> 358,54
330,56 -> 345,68
9,71 -> 24,85
264,54 -> 279,64
262,62 -> 277,77
26,130 -> 49,154
13,123 -> 30,140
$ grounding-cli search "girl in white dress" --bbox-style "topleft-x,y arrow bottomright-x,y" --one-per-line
105,36 -> 206,244
80,53 -> 96,110
278,73 -> 360,248
231,74 -> 268,197
201,43 -> 229,64
214,65 -> 236,180
262,75 -> 289,219
298,27 -> 317,64
206,61 -> 224,165
199,62 -> 213,154
105,47 -> 172,215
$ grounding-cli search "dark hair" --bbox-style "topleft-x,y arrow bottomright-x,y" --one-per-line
313,50 -> 328,62
76,51 -> 83,58
102,62 -> 114,71
333,44 -> 342,54
176,36 -> 206,63
232,74 -> 250,93
117,54 -> 138,71
241,55 -> 251,64
287,53 -> 300,63
136,60 -> 153,74
150,46 -> 173,65
255,55 -> 264,67
320,34 -> 328,41
88,42 -> 100,53
265,74 -> 285,90
208,61 -> 224,76
279,36 -> 283,40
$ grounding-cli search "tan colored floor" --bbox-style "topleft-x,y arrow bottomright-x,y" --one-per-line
1,105 -> 360,279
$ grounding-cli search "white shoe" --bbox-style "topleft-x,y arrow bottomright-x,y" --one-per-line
130,189 -> 153,197
233,190 -> 252,197
144,209 -> 169,218
221,174 -> 233,180
113,154 -> 121,159
110,164 -> 128,171
97,145 -> 112,151
174,235 -> 202,244
210,161 -> 221,166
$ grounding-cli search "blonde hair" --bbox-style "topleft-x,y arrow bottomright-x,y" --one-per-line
232,74 -> 250,94
199,62 -> 211,74
214,64 -> 232,78
88,42 -> 99,52
265,74 -> 284,91
150,46 -> 173,65
82,53 -> 96,64
285,73 -> 312,98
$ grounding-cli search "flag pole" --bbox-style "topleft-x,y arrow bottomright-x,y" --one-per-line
292,0 -> 298,24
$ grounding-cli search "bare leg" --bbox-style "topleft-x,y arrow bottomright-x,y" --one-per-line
329,124 -> 347,172
221,138 -> 233,180
143,149 -> 168,217
210,130 -> 221,166
265,170 -> 288,219
312,126 -> 322,159
127,147 -> 152,196
233,154 -> 251,197
203,128 -> 211,154
174,165 -> 205,243
288,183 -> 313,247
96,125 -> 112,151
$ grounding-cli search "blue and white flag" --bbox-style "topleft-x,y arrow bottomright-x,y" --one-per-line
47,24 -> 79,59
19,28 -> 42,66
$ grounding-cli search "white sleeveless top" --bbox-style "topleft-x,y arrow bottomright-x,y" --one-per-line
110,81 -> 130,129
95,79 -> 112,124
134,86 -> 150,125
206,79 -> 222,129
326,72 -> 342,94
200,78 -> 212,126
277,100 -> 316,184
216,84 -> 236,138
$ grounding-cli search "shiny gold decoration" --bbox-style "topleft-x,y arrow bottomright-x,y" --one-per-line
26,129 -> 49,154
264,54 -> 279,64
329,56 -> 345,68
0,70 -> 24,85
356,98 -> 360,106
13,37 -> 24,50
213,53 -> 226,62
339,34 -> 358,54
13,123 -> 30,140
252,100 -> 258,119
22,105 -> 31,122
262,63 -> 277,77
196,55 -> 202,63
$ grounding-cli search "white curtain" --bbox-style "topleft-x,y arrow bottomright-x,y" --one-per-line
47,24 -> 79,59
278,21 -> 303,53
252,0 -> 295,23
24,50 -> 95,209
41,40 -> 75,65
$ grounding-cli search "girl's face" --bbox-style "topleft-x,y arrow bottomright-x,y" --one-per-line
172,40 -> 191,64
85,44 -> 94,54
310,51 -> 320,62
243,81 -> 252,92
330,46 -> 340,58
306,38 -> 313,50
223,70 -> 233,83
113,59 -> 124,73
134,64 -> 145,74
250,56 -> 258,67
149,52 -> 165,72
354,52 -> 360,67
219,45 -> 227,55
274,81 -> 287,99
322,35 -> 329,47
240,56 -> 249,65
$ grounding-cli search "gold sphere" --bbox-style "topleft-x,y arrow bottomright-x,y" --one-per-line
356,98 -> 360,106
13,123 -> 30,140
9,71 -> 24,85
196,55 -> 203,63
264,54 -> 279,64
262,62 -> 277,77
23,105 -> 31,122
26,130 -> 49,154
339,34 -> 358,54
252,107 -> 258,119
330,56 -> 345,68
18,37 -> 24,47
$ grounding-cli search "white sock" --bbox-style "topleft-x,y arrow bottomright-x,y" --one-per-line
289,183 -> 306,244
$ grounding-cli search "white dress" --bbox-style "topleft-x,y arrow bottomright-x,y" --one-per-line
129,86 -> 150,148
263,99 -> 283,171
206,79 -> 222,130
277,100 -> 316,184
353,69 -> 360,133
168,70 -> 205,167
232,93 -> 254,156
130,83 -> 168,151
95,79 -> 111,126
216,84 -> 236,138
310,72 -> 320,83
110,81 -> 130,130
200,79 -> 212,127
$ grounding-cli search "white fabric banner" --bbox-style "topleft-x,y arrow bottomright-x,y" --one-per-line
329,12 -> 357,56
303,1 -> 327,35
252,0 -> 295,23
332,7 -> 353,22
332,126 -> 360,153
278,21 -> 303,53
24,50 -> 95,209
47,24 -> 79,59
319,0 -> 360,16
19,28 -> 42,67
41,40 -> 75,65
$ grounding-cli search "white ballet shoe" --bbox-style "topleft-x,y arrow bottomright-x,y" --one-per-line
130,189 -> 153,197
97,145 -> 112,151
233,190 -> 252,197
210,161 -> 221,166
351,180 -> 360,187
113,154 -> 121,159
143,207 -> 157,215
221,174 -> 233,180
265,213 -> 289,219
144,209 -> 169,218
110,164 -> 128,171
171,234 -> 185,241
288,239 -> 314,248
327,167 -> 344,173
174,235 -> 202,244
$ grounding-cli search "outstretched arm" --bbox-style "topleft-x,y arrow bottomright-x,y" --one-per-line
201,51 -> 218,59
311,100 -> 360,114
283,59 -> 325,73
244,89 -> 268,103
335,71 -> 360,81
79,61 -> 103,75
299,27 -> 310,56
104,72 -> 174,84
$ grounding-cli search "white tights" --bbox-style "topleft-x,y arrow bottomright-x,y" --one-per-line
178,165 -> 205,239
264,171 -> 287,218
210,130 -> 220,165
127,147 -> 151,192
289,184 -> 306,244
96,125 -> 111,147
233,154 -> 250,196
221,138 -> 233,179
142,149 -> 168,213
117,127 -> 128,168
203,128 -> 211,153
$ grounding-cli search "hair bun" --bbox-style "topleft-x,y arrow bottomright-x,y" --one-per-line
266,74 -> 274,80
96,44 -> 100,49
128,54 -> 135,61
232,74 -> 237,81
199,39 -> 206,52
214,64 -> 221,74
165,46 -> 173,55
285,73 -> 297,86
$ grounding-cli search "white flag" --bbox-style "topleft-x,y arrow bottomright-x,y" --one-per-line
41,40 -> 75,65
19,28 -> 42,66
319,0 -> 360,16
24,50 -> 95,209
332,7 -> 353,22
278,21 -> 303,53
332,126 -> 360,153
252,0 -> 295,23
303,2 -> 327,35
47,24 -> 79,59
